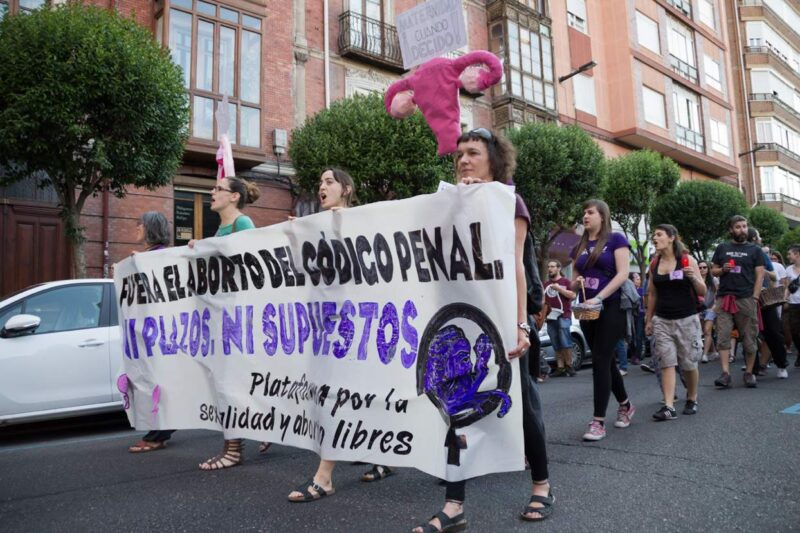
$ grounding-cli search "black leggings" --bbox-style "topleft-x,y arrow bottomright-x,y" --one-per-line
579,299 -> 628,418
445,341 -> 550,502
758,305 -> 787,369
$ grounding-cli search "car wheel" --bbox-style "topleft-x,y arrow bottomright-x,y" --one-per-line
571,334 -> 585,369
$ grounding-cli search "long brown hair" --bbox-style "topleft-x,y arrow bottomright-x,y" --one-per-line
653,224 -> 687,259
571,199 -> 612,270
321,167 -> 358,207
226,176 -> 261,209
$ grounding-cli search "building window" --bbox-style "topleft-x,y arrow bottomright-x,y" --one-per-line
0,0 -> 45,19
161,0 -> 263,148
698,0 -> 715,30
573,74 -> 596,116
668,19 -> 697,83
709,119 -> 729,155
756,117 -> 800,155
567,0 -> 587,33
760,166 -> 800,201
636,11 -> 660,54
174,189 -> 220,245
505,21 -> 556,111
673,85 -> 703,151
643,86 -> 666,128
348,0 -> 386,57
704,55 -> 722,92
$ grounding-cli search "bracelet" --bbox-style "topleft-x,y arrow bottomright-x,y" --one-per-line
595,294 -> 604,302
518,322 -> 532,334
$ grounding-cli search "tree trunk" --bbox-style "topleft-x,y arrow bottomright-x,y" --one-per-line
56,184 -> 88,279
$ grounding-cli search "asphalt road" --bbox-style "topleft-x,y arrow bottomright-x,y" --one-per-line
1,361 -> 799,533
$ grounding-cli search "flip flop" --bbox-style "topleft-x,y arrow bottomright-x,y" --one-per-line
128,440 -> 166,453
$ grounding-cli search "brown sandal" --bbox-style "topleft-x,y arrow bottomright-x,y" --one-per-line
128,440 -> 166,453
199,439 -> 243,470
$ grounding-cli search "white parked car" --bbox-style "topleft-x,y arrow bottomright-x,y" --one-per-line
0,279 -> 123,426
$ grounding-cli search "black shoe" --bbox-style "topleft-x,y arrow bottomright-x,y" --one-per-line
714,372 -> 731,388
565,366 -> 577,377
683,400 -> 698,415
552,368 -> 567,377
641,362 -> 655,374
795,358 -> 800,368
744,372 -> 757,388
653,405 -> 677,421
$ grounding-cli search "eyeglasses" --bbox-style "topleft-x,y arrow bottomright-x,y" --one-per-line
211,185 -> 233,193
468,128 -> 495,142
699,266 -> 708,269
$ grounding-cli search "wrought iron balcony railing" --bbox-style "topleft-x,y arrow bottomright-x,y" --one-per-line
749,93 -> 800,122
756,142 -> 800,164
669,54 -> 698,84
744,45 -> 800,77
759,192 -> 800,208
676,124 -> 704,152
338,10 -> 403,71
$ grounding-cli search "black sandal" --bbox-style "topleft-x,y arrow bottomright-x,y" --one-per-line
287,479 -> 335,503
520,493 -> 555,522
361,464 -> 394,482
412,511 -> 467,532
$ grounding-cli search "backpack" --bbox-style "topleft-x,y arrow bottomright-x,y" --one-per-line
523,230 -> 544,315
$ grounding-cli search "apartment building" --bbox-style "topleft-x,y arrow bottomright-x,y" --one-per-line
547,0 -> 740,187
730,0 -> 800,225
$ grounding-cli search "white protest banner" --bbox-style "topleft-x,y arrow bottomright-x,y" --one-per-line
114,183 -> 524,481
397,0 -> 467,70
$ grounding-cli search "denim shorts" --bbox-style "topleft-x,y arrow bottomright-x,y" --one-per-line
546,317 -> 573,351
703,309 -> 716,322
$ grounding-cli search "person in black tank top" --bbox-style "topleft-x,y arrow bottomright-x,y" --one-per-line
645,225 -> 706,420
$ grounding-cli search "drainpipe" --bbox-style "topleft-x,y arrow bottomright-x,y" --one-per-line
323,0 -> 331,108
733,3 -> 757,205
102,185 -> 110,278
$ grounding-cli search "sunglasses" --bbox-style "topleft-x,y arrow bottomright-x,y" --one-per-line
211,185 -> 233,193
468,127 -> 495,142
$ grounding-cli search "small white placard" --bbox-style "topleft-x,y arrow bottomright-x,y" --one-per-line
396,0 -> 467,70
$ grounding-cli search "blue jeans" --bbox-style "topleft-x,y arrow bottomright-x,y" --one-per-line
546,317 -> 573,351
615,339 -> 628,371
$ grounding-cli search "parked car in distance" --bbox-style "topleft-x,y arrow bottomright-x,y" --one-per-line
539,321 -> 592,370
0,279 -> 123,426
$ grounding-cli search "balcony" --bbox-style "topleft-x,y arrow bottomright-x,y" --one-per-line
754,142 -> 800,175
758,192 -> 800,223
669,54 -> 698,84
338,11 -> 404,72
749,93 -> 800,131
676,124 -> 704,152
666,0 -> 692,17
744,45 -> 800,87
739,1 -> 800,44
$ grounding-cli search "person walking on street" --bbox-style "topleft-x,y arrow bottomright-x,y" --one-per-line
570,199 -> 635,442
644,225 -> 705,420
784,245 -> 800,367
544,260 -> 577,377
698,261 -> 719,363
710,216 -> 765,389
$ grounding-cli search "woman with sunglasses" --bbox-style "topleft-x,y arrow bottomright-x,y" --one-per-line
286,168 -> 395,501
570,199 -> 635,441
412,128 -> 554,532
191,175 -> 263,470
698,261 -> 719,363
127,211 -> 176,453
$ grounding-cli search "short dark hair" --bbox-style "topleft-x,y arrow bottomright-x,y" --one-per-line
139,211 -> 170,247
747,227 -> 760,243
728,214 -> 747,229
789,244 -> 800,256
455,128 -> 517,184
547,259 -> 562,269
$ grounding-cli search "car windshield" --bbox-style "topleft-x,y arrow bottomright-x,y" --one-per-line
1,283 -> 47,302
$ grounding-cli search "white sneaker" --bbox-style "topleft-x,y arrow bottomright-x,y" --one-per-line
777,368 -> 788,379
708,352 -> 720,362
701,353 -> 709,363
619,369 -> 628,376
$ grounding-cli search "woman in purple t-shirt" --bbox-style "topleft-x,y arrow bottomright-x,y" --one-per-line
570,199 -> 635,442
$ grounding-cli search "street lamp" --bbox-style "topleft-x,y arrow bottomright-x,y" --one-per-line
558,60 -> 597,83
738,143 -> 766,158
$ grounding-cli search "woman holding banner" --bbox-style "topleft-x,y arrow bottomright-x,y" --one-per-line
191,175 -> 262,470
412,128 -> 553,532
287,168 -> 396,501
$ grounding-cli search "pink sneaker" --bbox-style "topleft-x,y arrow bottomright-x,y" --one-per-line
614,402 -> 635,428
582,420 -> 606,441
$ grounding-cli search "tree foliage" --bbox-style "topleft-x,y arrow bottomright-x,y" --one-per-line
289,93 -> 451,204
748,205 -> 789,249
0,4 -> 188,277
776,226 -> 800,258
508,123 -> 605,265
651,180 -> 748,261
602,149 -> 680,276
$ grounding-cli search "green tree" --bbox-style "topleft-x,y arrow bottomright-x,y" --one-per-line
289,93 -> 450,204
748,205 -> 789,249
651,180 -> 748,262
777,226 -> 800,258
508,123 -> 605,267
602,149 -> 680,277
0,4 -> 188,277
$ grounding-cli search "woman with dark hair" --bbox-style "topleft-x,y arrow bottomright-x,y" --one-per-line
412,128 -> 554,532
698,261 -> 719,363
644,224 -> 705,420
570,199 -> 635,441
127,211 -> 175,452
191,175 -> 262,470
288,167 -> 399,502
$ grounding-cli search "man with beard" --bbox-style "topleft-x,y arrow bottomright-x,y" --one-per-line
711,216 -> 765,389
543,260 -> 577,376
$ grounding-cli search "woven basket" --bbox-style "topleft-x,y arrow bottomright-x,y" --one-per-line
573,305 -> 601,321
759,285 -> 786,309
